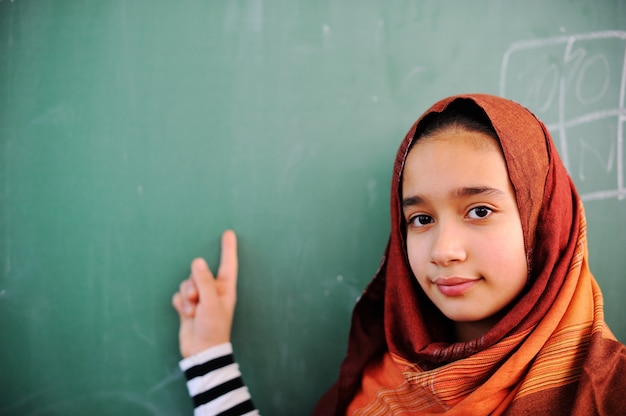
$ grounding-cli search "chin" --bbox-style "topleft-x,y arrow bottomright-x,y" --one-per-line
442,309 -> 490,323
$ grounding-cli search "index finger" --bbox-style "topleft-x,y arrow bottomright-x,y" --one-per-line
217,229 -> 238,284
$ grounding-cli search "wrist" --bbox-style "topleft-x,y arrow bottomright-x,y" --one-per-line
179,342 -> 233,370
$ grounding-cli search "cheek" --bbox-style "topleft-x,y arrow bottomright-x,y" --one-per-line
487,228 -> 528,284
510,245 -> 529,286
406,237 -> 428,281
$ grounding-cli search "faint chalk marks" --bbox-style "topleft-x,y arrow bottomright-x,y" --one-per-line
147,367 -> 184,395
30,103 -> 75,125
367,178 -> 378,208
6,389 -> 169,416
402,65 -> 427,85
277,142 -> 306,192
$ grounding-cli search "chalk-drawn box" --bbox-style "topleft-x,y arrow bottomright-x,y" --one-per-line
500,31 -> 626,200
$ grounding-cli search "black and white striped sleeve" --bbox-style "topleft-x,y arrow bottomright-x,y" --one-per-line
180,343 -> 259,416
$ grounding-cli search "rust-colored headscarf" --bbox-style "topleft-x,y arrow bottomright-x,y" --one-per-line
313,94 -> 626,415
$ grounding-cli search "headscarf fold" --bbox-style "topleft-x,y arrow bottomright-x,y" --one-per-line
313,94 -> 626,415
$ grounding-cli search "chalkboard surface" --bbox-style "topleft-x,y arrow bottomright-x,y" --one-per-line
1,1 -> 624,415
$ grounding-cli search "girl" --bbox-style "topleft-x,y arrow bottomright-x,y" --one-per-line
172,94 -> 626,415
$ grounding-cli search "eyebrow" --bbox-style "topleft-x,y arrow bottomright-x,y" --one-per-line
457,186 -> 507,199
402,186 -> 507,209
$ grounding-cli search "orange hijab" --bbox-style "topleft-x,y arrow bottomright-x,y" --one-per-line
314,94 -> 626,415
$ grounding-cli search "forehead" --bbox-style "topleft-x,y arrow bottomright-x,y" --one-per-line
411,126 -> 502,155
402,128 -> 512,193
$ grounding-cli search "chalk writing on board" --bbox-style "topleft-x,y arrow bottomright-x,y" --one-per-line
500,31 -> 626,201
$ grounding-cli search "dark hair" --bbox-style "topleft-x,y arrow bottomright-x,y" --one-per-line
413,98 -> 499,142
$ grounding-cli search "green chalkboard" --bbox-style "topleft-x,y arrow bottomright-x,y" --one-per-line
1,1 -> 625,415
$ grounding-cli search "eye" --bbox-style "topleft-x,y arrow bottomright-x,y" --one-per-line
468,206 -> 492,219
409,214 -> 434,227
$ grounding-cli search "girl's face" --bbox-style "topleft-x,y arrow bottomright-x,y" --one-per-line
401,128 -> 527,335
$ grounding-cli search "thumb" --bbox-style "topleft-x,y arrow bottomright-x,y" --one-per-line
190,257 -> 217,302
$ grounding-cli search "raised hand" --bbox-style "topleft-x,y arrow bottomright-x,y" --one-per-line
172,230 -> 238,358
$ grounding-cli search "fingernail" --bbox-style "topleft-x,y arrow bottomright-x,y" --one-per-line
193,258 -> 207,272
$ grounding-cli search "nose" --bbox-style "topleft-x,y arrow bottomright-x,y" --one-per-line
430,220 -> 467,266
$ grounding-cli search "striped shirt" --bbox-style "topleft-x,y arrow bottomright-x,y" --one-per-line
180,343 -> 259,416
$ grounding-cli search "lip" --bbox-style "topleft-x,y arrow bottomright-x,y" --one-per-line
432,277 -> 479,297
